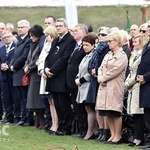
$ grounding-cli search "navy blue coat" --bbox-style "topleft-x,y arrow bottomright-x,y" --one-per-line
86,42 -> 110,104
10,35 -> 32,86
0,42 -> 15,82
45,32 -> 76,92
137,42 -> 150,108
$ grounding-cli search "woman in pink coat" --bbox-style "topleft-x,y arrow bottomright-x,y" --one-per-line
96,31 -> 128,144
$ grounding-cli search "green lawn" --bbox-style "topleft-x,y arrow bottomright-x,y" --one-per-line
0,124 -> 138,150
0,6 -> 149,32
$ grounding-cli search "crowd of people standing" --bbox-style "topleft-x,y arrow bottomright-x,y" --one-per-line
1,16 -> 150,149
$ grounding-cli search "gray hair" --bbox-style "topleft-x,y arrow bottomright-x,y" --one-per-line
56,18 -> 68,27
17,20 -> 30,28
75,23 -> 88,35
6,23 -> 14,30
1,30 -> 12,37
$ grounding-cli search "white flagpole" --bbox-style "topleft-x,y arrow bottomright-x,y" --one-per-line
63,0 -> 78,26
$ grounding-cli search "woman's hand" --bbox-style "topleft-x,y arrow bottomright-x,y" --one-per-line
75,78 -> 81,86
36,59 -> 39,66
91,68 -> 97,77
24,66 -> 29,74
46,35 -> 53,44
137,75 -> 145,85
42,72 -> 47,80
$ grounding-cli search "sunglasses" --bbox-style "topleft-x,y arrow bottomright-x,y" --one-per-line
98,33 -> 107,37
140,30 -> 147,33
107,40 -> 115,43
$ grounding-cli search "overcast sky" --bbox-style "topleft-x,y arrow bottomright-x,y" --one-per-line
0,0 -> 149,7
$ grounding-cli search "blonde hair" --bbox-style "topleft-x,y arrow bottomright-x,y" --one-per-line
108,31 -> 124,47
134,33 -> 149,48
120,30 -> 130,44
43,26 -> 58,39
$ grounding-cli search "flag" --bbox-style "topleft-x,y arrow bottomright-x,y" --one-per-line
141,5 -> 147,23
126,10 -> 131,33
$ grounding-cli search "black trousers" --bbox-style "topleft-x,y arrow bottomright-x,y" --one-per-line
133,114 -> 145,140
70,88 -> 87,134
0,83 -> 3,120
53,92 -> 73,132
14,86 -> 34,123
144,108 -> 150,145
1,79 -> 14,121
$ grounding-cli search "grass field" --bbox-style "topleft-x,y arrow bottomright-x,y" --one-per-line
0,6 -> 149,32
0,124 -> 138,150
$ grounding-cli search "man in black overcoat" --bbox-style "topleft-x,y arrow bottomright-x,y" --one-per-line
137,22 -> 150,148
45,18 -> 76,135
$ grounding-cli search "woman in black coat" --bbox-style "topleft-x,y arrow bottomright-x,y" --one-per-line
24,25 -> 45,129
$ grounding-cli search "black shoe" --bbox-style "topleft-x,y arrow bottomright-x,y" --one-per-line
128,142 -> 136,147
97,129 -> 104,141
129,141 -> 144,147
16,121 -> 25,126
84,133 -> 96,140
109,138 -> 122,144
55,130 -> 71,136
100,129 -> 110,142
22,122 -> 34,127
138,145 -> 150,149
78,131 -> 86,138
4,120 -> 14,124
103,140 -> 112,144
43,124 -> 51,131
48,130 -> 56,135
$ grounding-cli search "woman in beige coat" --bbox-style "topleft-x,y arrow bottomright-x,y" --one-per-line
36,26 -> 59,132
96,31 -> 128,144
125,34 -> 148,146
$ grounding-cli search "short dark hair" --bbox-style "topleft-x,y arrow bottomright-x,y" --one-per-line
29,24 -> 44,38
45,15 -> 56,22
82,34 -> 96,45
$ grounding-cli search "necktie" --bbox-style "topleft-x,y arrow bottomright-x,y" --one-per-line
6,45 -> 10,58
71,44 -> 79,57
58,37 -> 62,42
6,45 -> 10,51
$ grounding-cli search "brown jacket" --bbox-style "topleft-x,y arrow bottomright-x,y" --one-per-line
96,48 -> 128,112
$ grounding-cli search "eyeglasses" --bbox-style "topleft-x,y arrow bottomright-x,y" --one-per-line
56,25 -> 64,28
2,35 -> 11,40
98,33 -> 107,37
107,40 -> 115,43
17,26 -> 27,29
140,30 -> 147,33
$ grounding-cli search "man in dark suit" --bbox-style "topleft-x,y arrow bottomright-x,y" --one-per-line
66,24 -> 88,137
0,22 -> 6,121
45,18 -> 76,135
0,22 -> 5,48
10,20 -> 33,125
137,21 -> 150,150
137,37 -> 150,149
0,30 -> 15,123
